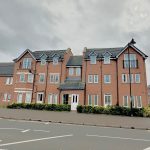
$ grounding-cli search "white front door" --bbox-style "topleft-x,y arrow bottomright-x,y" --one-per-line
71,94 -> 79,110
17,93 -> 23,103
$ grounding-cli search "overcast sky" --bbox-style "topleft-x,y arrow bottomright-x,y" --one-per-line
0,0 -> 149,84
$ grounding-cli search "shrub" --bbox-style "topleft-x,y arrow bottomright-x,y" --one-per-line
143,106 -> 150,117
77,105 -> 83,113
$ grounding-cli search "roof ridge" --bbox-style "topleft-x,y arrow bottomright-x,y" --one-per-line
33,49 -> 67,52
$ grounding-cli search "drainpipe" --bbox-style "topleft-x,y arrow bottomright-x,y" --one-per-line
100,57 -> 103,106
116,58 -> 119,106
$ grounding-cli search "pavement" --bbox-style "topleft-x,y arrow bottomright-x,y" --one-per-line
0,108 -> 150,130
0,118 -> 150,150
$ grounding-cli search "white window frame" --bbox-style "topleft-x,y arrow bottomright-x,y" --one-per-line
48,94 -> 58,104
20,74 -> 25,82
6,77 -> 13,85
88,95 -> 92,106
39,73 -> 45,83
50,73 -> 60,84
128,74 -> 134,83
17,92 -> 23,103
53,57 -> 58,65
130,96 -> 135,108
37,92 -> 44,103
104,94 -> 112,107
3,93 -> 7,101
122,74 -> 128,83
69,68 -> 74,76
76,68 -> 81,76
25,92 -> 32,104
104,75 -> 111,84
90,55 -> 96,64
94,95 -> 98,106
94,75 -> 98,83
41,59 -> 46,65
28,74 -> 34,83
123,96 -> 128,107
137,96 -> 142,108
22,58 -> 32,69
135,74 -> 140,83
88,75 -> 93,83
104,56 -> 110,64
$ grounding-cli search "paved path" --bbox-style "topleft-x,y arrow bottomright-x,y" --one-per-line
0,108 -> 150,130
0,118 -> 150,150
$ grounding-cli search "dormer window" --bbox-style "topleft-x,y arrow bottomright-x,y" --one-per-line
104,55 -> 110,64
40,53 -> 47,66
53,57 -> 58,65
90,55 -> 96,64
41,59 -> 46,65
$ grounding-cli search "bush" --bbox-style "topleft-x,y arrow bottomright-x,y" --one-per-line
7,103 -> 71,112
143,106 -> 150,117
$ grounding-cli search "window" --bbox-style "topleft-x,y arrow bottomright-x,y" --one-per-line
124,54 -> 137,68
76,68 -> 81,76
88,95 -> 92,105
94,75 -> 98,83
17,93 -> 23,103
94,95 -> 98,106
53,57 -> 58,65
7,94 -> 11,101
90,55 -> 96,64
104,75 -> 111,83
69,68 -> 74,76
104,94 -> 112,106
50,74 -> 60,83
3,93 -> 7,101
128,74 -> 134,83
135,74 -> 140,83
39,73 -> 45,83
48,94 -> 58,104
88,75 -> 93,83
25,92 -> 32,103
122,74 -> 128,83
123,96 -> 128,107
37,93 -> 44,103
137,96 -> 142,108
130,96 -> 135,108
41,59 -> 46,65
3,93 -> 11,101
104,56 -> 110,64
28,74 -> 34,83
22,58 -> 32,69
6,77 -> 13,85
20,74 -> 25,82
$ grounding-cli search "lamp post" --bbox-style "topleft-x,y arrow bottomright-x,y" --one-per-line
128,38 -> 136,116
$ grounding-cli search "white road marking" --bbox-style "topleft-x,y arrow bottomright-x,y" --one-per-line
21,129 -> 30,133
0,140 -> 2,142
0,128 -> 24,131
44,122 -> 49,125
87,134 -> 150,142
144,147 -> 150,150
0,134 -> 73,147
33,130 -> 50,133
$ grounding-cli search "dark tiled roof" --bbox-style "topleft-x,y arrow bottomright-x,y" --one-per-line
66,56 -> 82,66
84,47 -> 124,59
0,63 -> 14,76
59,80 -> 85,90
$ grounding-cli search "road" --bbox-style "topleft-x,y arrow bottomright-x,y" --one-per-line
0,118 -> 149,150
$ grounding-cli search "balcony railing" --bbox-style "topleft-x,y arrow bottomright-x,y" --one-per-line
123,60 -> 138,68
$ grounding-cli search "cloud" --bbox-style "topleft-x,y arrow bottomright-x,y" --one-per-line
0,0 -> 149,84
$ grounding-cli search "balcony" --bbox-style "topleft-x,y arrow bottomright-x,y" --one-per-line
123,60 -> 138,69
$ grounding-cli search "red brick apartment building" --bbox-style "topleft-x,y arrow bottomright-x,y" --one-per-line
148,85 -> 150,105
0,41 -> 148,110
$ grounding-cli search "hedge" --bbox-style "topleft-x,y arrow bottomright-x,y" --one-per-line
77,105 -> 150,117
7,103 -> 71,111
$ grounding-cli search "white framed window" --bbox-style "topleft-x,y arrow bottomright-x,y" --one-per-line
94,95 -> 98,106
130,96 -> 135,108
41,59 -> 46,65
128,74 -> 134,83
124,54 -> 137,68
69,68 -> 74,76
135,74 -> 140,83
48,94 -> 58,104
39,73 -> 45,83
53,57 -> 58,65
104,94 -> 112,106
20,74 -> 25,82
76,68 -> 81,76
88,75 -> 93,83
7,94 -> 11,101
94,75 -> 98,83
6,77 -> 13,85
17,93 -> 23,103
88,95 -> 92,105
90,55 -> 96,64
37,92 -> 44,103
122,74 -> 128,83
3,93 -> 7,101
25,92 -> 32,103
123,96 -> 128,107
50,73 -> 60,83
137,96 -> 142,108
28,74 -> 34,83
104,56 -> 110,64
22,58 -> 32,69
104,75 -> 111,84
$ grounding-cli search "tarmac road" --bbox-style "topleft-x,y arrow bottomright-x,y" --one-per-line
0,118 -> 150,150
